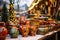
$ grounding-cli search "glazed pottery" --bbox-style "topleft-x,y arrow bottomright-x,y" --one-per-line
19,25 -> 30,37
0,22 -> 8,40
10,25 -> 19,38
37,25 -> 49,35
30,25 -> 38,36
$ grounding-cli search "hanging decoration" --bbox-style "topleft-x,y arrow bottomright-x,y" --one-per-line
8,0 -> 17,25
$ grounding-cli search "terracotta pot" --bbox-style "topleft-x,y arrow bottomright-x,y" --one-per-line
30,25 -> 38,36
19,25 -> 30,37
0,22 -> 8,40
10,25 -> 19,38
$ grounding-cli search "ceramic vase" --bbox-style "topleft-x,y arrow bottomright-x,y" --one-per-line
30,25 -> 38,36
10,25 -> 19,38
19,25 -> 30,37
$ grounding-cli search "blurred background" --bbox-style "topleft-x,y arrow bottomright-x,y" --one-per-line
0,0 -> 34,11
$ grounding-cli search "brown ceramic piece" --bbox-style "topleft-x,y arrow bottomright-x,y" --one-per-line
30,25 -> 38,36
19,25 -> 30,37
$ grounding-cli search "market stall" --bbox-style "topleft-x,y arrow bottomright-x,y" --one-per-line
0,0 -> 60,40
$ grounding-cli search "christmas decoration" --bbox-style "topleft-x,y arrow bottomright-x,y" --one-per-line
2,3 -> 8,22
8,0 -> 17,25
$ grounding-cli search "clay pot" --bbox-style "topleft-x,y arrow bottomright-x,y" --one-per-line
19,25 -> 30,37
0,22 -> 8,40
30,25 -> 38,36
10,25 -> 19,38
37,25 -> 49,35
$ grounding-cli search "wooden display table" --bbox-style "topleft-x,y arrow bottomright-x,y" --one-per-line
6,29 -> 60,40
